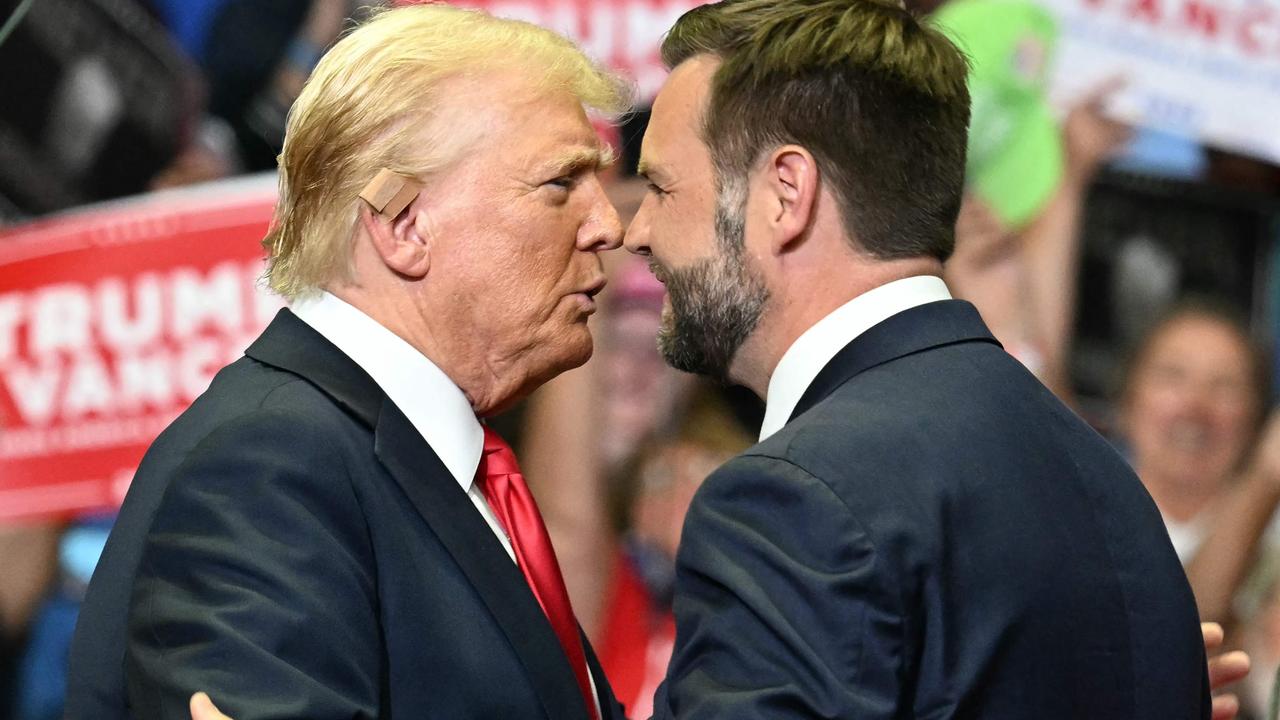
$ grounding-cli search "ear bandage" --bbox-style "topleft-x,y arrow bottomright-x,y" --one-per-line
359,169 -> 421,219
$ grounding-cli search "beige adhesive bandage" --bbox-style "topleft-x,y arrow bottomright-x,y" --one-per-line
359,168 -> 422,220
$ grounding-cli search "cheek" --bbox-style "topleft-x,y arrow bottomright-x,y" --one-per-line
1208,401 -> 1257,450
1130,381 -> 1187,425
489,249 -> 575,319
490,197 -> 579,271
1125,392 -> 1180,452
652,201 -> 707,261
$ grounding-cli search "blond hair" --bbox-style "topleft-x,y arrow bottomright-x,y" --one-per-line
264,4 -> 632,299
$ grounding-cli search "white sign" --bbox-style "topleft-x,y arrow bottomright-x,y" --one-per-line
1038,0 -> 1280,162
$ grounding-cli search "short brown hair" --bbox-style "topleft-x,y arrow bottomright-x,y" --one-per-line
662,0 -> 970,261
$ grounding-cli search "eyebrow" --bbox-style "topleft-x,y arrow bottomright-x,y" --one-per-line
543,145 -> 616,177
636,157 -> 669,184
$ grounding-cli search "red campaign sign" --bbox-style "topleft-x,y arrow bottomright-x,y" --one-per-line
407,0 -> 708,101
0,174 -> 284,523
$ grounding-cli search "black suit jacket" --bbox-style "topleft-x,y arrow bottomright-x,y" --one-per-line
66,309 -> 624,720
654,300 -> 1210,719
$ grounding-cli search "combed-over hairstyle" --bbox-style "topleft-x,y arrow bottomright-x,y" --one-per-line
265,4 -> 632,298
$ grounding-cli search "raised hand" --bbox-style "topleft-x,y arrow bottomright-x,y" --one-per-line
1203,622 -> 1251,720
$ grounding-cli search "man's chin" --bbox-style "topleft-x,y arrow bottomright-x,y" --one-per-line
555,328 -> 595,372
658,328 -> 717,378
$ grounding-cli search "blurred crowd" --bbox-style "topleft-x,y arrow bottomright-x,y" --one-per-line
3,0 -> 1280,718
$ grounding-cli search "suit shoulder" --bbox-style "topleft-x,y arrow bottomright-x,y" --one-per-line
744,404 -> 887,486
152,356 -> 366,457
203,356 -> 347,420
124,357 -> 373,533
696,450 -> 864,529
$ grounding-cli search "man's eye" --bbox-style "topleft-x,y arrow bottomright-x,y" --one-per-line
547,176 -> 577,190
647,182 -> 668,196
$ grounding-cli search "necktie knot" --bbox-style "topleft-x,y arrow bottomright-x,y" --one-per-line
481,427 -> 521,478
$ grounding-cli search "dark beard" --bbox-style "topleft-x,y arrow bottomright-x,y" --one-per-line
654,190 -> 769,381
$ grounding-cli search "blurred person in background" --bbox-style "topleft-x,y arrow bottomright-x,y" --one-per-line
0,526 -> 60,717
1239,574 -> 1280,718
593,389 -> 752,718
596,254 -> 692,474
1118,302 -> 1280,627
8,518 -> 112,720
1128,303 -> 1280,719
932,0 -> 1131,400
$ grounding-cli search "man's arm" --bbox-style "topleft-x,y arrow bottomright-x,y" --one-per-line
653,454 -> 898,719
1017,80 -> 1131,399
126,409 -> 381,720
1185,411 -> 1280,628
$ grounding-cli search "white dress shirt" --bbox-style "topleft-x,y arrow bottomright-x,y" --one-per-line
759,276 -> 953,441
292,292 -> 601,714
291,291 -> 515,561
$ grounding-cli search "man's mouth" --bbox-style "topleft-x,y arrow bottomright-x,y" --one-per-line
582,276 -> 607,298
1165,422 -> 1212,453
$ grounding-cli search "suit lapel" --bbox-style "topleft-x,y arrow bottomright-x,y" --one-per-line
246,309 -> 591,720
374,402 -> 592,720
788,300 -> 1002,424
581,628 -> 623,720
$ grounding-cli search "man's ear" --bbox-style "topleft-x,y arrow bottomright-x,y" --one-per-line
358,199 -> 433,279
358,168 -> 431,278
762,145 -> 819,254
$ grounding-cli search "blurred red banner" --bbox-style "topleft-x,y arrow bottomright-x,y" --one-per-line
0,175 -> 282,523
403,0 -> 707,101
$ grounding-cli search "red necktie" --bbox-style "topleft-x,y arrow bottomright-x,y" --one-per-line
477,427 -> 598,720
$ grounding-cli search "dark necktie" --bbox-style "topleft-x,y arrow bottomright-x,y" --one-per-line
476,427 -> 598,720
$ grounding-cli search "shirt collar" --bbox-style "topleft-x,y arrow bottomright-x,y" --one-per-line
758,275 -> 952,441
291,291 -> 484,490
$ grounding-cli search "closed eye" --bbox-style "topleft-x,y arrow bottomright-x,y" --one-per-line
547,175 -> 578,191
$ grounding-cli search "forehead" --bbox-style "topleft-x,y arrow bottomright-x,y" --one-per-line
1145,316 -> 1253,374
643,56 -> 719,163
440,70 -> 604,168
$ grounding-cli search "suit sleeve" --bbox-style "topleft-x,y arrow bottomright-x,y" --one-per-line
652,454 -> 904,720
125,409 -> 381,720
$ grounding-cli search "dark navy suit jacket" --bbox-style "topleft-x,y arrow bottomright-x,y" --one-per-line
654,300 -> 1210,719
66,309 -> 623,720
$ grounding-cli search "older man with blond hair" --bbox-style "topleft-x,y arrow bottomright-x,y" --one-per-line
65,5 -> 630,719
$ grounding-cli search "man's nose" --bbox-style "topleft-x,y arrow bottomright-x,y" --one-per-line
579,181 -> 624,252
623,198 -> 652,257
